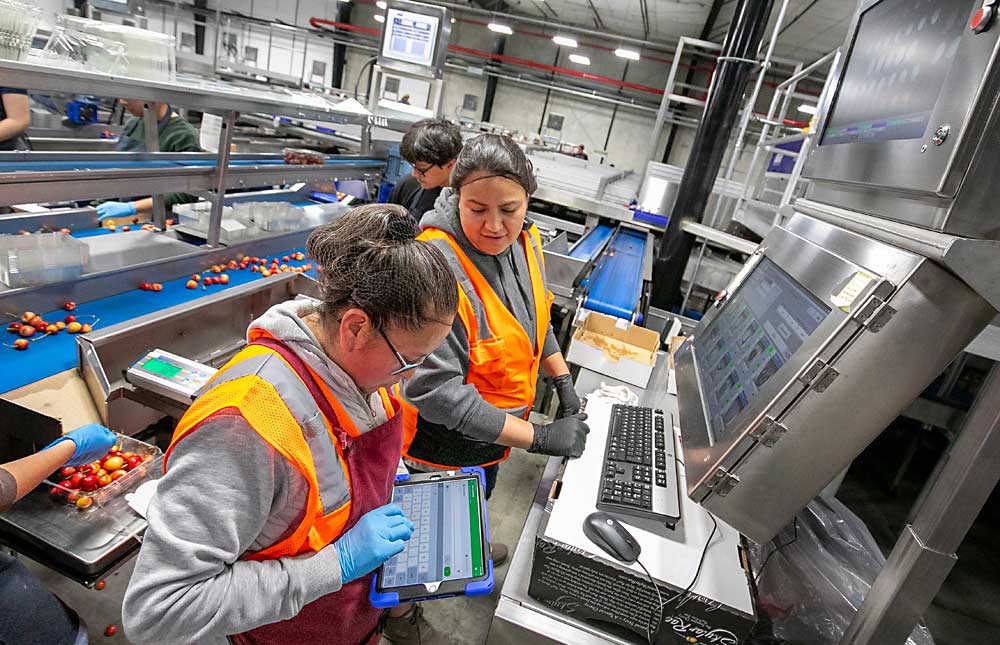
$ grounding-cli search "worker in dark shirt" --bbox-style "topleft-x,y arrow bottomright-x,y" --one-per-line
388,118 -> 463,222
0,87 -> 31,151
96,99 -> 201,221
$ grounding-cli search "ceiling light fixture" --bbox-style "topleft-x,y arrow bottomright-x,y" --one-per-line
374,14 -> 385,22
614,47 -> 640,61
552,35 -> 578,48
798,104 -> 818,115
488,22 -> 513,35
569,54 -> 590,66
376,1 -> 386,8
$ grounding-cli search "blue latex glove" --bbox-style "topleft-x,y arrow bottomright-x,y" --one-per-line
334,503 -> 414,583
44,423 -> 117,467
96,201 -> 137,222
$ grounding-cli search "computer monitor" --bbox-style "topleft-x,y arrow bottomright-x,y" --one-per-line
378,1 -> 451,79
804,0 -> 998,205
695,258 -> 830,443
820,0 -> 969,146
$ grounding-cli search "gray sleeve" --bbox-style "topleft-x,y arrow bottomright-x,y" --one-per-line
542,324 -> 561,359
0,467 -> 15,513
122,414 -> 343,644
403,317 -> 508,443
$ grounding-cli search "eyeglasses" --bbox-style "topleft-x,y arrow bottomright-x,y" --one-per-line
377,326 -> 429,375
412,163 -> 439,178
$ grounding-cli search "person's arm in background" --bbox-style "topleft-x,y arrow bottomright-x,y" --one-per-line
403,318 -> 586,456
0,424 -> 116,512
0,92 -> 30,143
99,118 -> 203,220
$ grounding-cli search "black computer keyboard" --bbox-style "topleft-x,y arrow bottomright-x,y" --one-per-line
597,404 -> 680,527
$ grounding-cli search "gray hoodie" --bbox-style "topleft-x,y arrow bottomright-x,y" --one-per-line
403,189 -> 560,448
123,297 -> 391,645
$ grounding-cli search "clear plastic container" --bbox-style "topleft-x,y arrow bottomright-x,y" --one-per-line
58,15 -> 176,81
41,24 -> 128,75
0,232 -> 89,288
174,202 -> 233,230
45,434 -> 161,512
0,0 -> 42,62
252,202 -> 302,232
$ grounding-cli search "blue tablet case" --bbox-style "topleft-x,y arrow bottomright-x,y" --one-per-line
369,466 -> 494,608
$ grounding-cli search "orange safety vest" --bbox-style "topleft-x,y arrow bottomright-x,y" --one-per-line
402,224 -> 554,469
165,331 -> 398,560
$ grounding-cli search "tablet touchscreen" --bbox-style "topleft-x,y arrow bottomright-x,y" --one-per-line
379,477 -> 486,588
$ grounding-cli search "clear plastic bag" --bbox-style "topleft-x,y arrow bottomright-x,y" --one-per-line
57,15 -> 175,81
41,25 -> 128,75
748,493 -> 934,645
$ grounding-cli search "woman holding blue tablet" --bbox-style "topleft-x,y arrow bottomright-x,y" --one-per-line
123,205 -> 458,645
401,134 -> 590,567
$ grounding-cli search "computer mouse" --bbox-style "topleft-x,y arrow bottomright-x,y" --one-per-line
583,511 -> 641,564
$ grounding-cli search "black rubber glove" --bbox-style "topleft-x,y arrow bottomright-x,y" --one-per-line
529,413 -> 590,458
551,373 -> 582,418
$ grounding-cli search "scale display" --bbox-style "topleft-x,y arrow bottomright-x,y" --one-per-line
696,258 -> 830,441
822,0 -> 969,145
126,349 -> 217,403
382,8 -> 440,68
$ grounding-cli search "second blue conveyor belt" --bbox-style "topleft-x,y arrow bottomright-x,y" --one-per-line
582,227 -> 648,321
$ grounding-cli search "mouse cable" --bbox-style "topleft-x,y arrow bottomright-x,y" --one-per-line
644,512 -> 720,644
753,517 -> 799,584
635,559 -> 663,645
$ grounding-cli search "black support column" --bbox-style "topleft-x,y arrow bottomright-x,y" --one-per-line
194,0 -> 207,55
332,2 -> 353,90
481,37 -> 506,122
650,0 -> 775,311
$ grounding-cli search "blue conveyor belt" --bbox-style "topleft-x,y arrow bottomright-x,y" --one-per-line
568,224 -> 615,261
0,249 -> 316,395
0,158 -> 383,172
583,228 -> 647,320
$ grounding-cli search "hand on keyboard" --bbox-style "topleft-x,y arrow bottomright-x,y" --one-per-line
529,413 -> 590,458
334,503 -> 415,583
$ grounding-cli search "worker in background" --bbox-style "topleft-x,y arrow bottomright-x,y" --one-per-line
0,87 -> 30,151
95,99 -> 200,221
401,134 -> 589,569
122,205 -> 459,645
0,423 -> 117,645
388,118 -> 462,222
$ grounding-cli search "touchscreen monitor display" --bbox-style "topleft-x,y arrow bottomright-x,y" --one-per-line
696,258 -> 830,440
821,0 -> 968,145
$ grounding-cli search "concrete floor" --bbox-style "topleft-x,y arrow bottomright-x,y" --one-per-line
15,416 -> 1000,644
19,449 -> 548,644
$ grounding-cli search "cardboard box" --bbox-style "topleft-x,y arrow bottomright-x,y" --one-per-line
566,310 -> 660,388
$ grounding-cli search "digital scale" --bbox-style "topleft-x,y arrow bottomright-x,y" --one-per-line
125,349 -> 218,403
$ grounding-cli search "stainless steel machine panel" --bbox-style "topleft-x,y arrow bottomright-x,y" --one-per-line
804,0 -> 1000,239
676,213 -> 995,544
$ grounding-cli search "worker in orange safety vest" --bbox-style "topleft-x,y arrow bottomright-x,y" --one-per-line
122,204 -> 459,645
401,134 -> 591,569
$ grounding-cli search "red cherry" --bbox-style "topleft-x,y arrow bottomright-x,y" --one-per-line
59,466 -> 77,478
64,314 -> 76,324
79,475 -> 98,492
69,473 -> 85,488
63,301 -> 76,311
104,624 -> 118,637
95,580 -> 106,591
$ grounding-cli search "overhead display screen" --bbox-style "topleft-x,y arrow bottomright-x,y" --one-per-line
696,258 -> 830,440
822,0 -> 969,145
382,8 -> 440,68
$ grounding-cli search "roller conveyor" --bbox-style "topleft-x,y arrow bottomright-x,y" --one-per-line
583,227 -> 649,321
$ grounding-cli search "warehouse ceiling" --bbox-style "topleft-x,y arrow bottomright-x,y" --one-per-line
486,0 -> 857,62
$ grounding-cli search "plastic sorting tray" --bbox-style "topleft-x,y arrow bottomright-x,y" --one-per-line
0,232 -> 89,288
45,434 -> 160,512
0,0 -> 41,62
